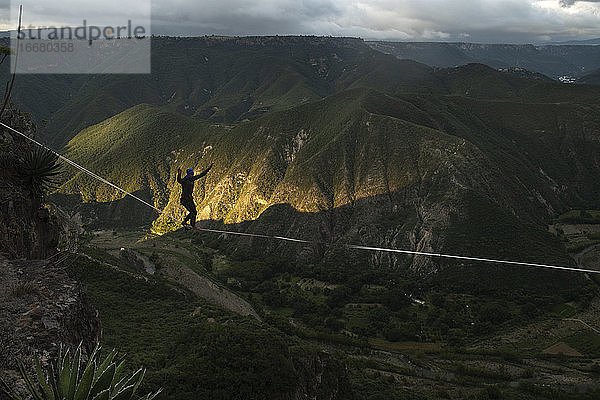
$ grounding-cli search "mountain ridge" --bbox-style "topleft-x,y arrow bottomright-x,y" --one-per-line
55,80 -> 600,273
367,40 -> 600,79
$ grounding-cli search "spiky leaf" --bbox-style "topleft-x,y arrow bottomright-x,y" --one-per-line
113,368 -> 142,396
19,146 -> 62,198
0,376 -> 25,400
12,343 -> 159,400
58,348 -> 72,397
138,388 -> 162,400
112,360 -> 126,386
94,349 -> 117,384
35,358 -> 55,400
111,384 -> 134,400
17,362 -> 43,400
91,388 -> 110,400
67,344 -> 82,399
131,368 -> 145,395
89,363 -> 115,399
73,358 -> 95,400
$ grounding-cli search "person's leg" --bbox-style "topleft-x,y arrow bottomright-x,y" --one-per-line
182,199 -> 194,224
189,202 -> 197,227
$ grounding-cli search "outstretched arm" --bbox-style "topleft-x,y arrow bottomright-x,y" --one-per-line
193,163 -> 214,180
177,168 -> 183,183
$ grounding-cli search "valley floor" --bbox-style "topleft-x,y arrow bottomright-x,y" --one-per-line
64,227 -> 600,400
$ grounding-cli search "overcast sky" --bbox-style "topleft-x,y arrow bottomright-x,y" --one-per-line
1,0 -> 600,43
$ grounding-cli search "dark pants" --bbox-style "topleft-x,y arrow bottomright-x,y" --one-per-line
181,197 -> 197,226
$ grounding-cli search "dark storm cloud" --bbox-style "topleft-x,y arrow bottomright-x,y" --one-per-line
150,0 -> 345,37
2,0 -> 600,43
149,0 -> 600,43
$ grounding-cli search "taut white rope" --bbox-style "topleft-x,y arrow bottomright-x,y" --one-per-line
3,121 -> 597,275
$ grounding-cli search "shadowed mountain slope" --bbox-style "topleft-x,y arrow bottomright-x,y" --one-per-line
57,79 -> 600,273
579,67 -> 600,85
368,41 -> 600,79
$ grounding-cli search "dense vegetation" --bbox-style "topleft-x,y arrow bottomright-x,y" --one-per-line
65,227 -> 600,399
68,248 -> 353,400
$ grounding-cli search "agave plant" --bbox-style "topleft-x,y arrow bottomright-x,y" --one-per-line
0,343 -> 162,400
19,146 -> 62,198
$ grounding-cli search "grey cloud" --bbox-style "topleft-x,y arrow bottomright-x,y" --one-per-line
2,0 -> 600,43
151,0 -> 600,43
560,0 -> 600,6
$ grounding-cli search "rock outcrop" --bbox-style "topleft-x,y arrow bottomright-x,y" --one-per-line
0,256 -> 101,398
0,107 -> 100,398
0,107 -> 61,259
0,195 -> 61,260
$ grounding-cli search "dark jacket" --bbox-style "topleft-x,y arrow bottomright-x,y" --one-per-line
177,166 -> 212,202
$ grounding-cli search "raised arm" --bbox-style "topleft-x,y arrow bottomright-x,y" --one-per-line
193,163 -> 214,180
177,168 -> 183,184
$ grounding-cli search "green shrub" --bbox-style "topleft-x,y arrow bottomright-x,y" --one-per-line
0,343 -> 161,400
19,147 -> 62,199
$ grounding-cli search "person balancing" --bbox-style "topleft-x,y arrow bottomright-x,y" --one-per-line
177,163 -> 213,228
